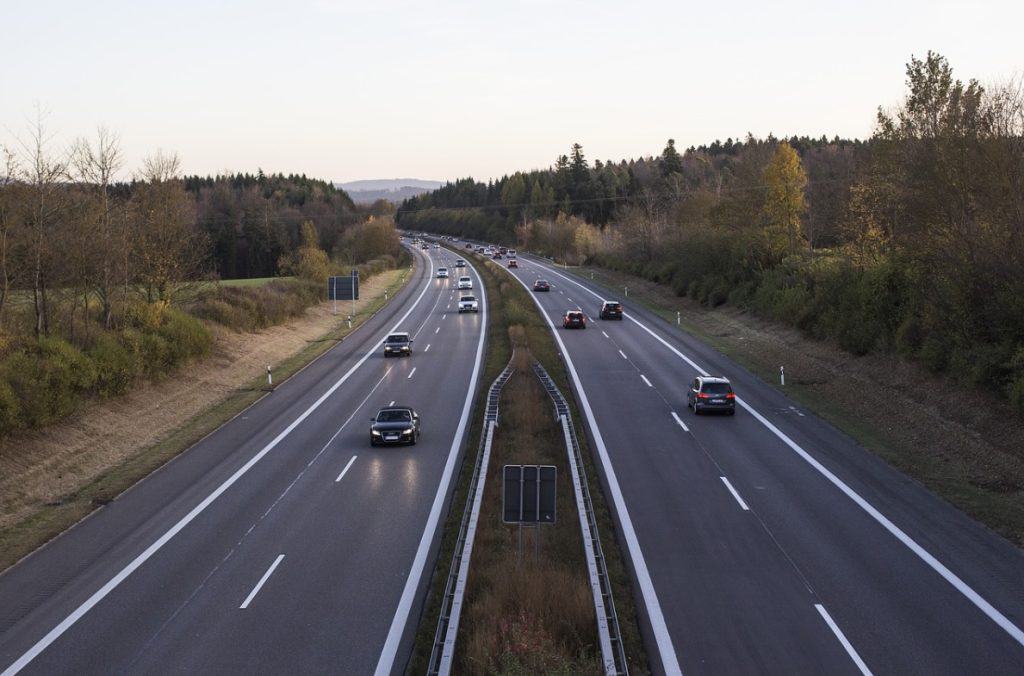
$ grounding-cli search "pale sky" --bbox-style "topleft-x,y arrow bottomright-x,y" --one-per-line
2,0 -> 1021,183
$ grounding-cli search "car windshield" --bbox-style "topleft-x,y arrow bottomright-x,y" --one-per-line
461,296 -> 476,302
702,382 -> 732,394
386,334 -> 408,343
377,410 -> 411,422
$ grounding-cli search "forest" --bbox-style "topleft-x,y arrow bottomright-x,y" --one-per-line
399,53 -> 1024,415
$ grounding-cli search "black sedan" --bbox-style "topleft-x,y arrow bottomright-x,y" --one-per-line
370,406 -> 420,445
533,279 -> 551,292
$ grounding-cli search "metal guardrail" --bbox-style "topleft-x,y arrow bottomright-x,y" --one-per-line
534,361 -> 629,676
427,355 -> 516,675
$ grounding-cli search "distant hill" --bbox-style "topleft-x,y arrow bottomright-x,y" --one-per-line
338,178 -> 444,205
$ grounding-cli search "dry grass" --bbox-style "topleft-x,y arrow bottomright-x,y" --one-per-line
0,267 -> 409,571
458,354 -> 603,674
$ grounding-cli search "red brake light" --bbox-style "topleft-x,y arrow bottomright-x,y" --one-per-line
698,392 -> 710,399
726,392 -> 735,399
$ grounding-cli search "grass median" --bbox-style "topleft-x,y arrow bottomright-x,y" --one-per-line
408,248 -> 647,674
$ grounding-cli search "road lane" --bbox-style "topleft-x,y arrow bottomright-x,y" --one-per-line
502,254 -> 1024,674
0,245 -> 488,675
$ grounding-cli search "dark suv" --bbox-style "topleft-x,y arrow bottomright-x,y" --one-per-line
533,279 -> 551,292
687,376 -> 736,415
370,406 -> 420,445
599,301 -> 623,320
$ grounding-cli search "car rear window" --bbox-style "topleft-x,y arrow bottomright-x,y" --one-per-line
378,410 -> 411,422
605,303 -> 621,310
702,382 -> 732,394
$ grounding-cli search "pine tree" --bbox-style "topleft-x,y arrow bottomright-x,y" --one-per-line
660,139 -> 684,176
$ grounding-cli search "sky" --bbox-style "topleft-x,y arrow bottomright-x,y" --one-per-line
2,0 -> 1022,184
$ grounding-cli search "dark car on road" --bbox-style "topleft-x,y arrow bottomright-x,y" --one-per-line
563,310 -> 586,329
533,279 -> 551,292
687,376 -> 736,415
370,406 -> 420,445
507,258 -> 518,268
382,332 -> 413,357
599,300 -> 623,320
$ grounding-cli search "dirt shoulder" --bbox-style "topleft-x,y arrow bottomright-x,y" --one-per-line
579,264 -> 1024,547
0,268 -> 408,570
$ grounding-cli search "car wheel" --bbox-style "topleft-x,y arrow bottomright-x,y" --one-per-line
728,408 -> 736,416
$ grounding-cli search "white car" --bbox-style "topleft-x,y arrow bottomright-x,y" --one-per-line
433,243 -> 440,249
458,295 -> 479,313
458,276 -> 473,289
437,267 -> 449,278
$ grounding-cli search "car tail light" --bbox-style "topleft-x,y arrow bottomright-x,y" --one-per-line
726,393 -> 735,399
698,393 -> 710,399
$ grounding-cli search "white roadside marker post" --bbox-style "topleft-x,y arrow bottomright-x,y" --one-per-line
677,311 -> 681,326
780,365 -> 785,386
267,365 -> 272,388
624,286 -> 629,298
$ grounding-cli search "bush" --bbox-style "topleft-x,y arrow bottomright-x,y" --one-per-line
1,338 -> 97,428
89,333 -> 139,397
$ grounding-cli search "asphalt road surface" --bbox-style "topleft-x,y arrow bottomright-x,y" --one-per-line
499,252 -> 1024,676
0,244 -> 486,675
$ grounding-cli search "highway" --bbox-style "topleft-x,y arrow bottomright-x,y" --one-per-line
0,245 -> 486,675
498,252 -> 1024,675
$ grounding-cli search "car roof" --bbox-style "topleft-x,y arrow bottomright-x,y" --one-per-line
387,331 -> 410,338
602,300 -> 621,305
376,405 -> 413,413
698,376 -> 730,384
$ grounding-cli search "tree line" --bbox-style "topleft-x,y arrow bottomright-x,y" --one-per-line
399,53 -> 1024,415
0,117 -> 405,435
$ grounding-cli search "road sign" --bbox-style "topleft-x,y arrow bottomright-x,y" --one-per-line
503,465 -> 556,524
329,271 -> 359,301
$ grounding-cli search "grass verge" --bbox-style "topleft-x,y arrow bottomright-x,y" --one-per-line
0,266 -> 413,573
407,248 -> 647,674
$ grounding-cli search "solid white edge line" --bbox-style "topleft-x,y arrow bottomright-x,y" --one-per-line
437,421 -> 496,674
719,477 -> 750,511
501,264 -> 683,675
374,252 -> 489,676
641,374 -> 653,388
239,554 -> 285,609
335,456 -> 358,483
671,411 -> 689,433
816,604 -> 873,675
407,367 -> 417,380
0,250 -> 437,676
527,256 -> 1024,649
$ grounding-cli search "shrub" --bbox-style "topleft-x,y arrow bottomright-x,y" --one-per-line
89,333 -> 139,397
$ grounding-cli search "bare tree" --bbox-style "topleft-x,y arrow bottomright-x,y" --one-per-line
132,150 -> 208,302
0,147 -> 18,327
72,127 -> 123,328
16,107 -> 69,336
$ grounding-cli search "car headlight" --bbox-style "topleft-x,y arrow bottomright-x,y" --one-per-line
401,428 -> 413,435
372,430 -> 382,436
